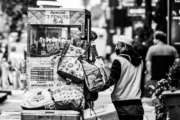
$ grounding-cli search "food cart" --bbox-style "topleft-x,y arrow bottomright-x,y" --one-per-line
21,7 -> 92,120
26,7 -> 91,90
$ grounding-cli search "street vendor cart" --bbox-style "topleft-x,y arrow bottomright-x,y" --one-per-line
21,7 -> 92,120
26,7 -> 91,90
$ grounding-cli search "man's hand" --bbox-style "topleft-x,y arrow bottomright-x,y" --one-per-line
146,61 -> 152,76
152,95 -> 160,106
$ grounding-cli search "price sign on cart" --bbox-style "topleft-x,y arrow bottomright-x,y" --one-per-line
26,57 -> 55,89
45,10 -> 70,24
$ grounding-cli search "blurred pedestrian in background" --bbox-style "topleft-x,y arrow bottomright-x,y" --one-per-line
103,35 -> 144,120
1,58 -> 10,89
133,36 -> 148,97
0,48 -> 3,87
145,31 -> 180,96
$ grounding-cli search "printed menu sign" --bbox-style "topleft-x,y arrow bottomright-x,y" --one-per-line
31,67 -> 53,87
45,10 -> 70,24
27,57 -> 55,89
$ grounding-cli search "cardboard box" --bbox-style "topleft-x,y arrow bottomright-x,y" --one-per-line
83,104 -> 119,120
21,110 -> 81,120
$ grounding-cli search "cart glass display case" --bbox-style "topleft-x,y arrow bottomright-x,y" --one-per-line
29,25 -> 83,57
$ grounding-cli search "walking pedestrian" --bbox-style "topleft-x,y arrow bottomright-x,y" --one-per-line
103,35 -> 144,120
145,31 -> 180,94
1,58 -> 10,88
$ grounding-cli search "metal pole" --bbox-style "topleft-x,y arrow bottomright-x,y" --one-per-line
167,0 -> 171,45
145,0 -> 152,29
7,33 -> 10,61
87,19 -> 91,61
27,24 -> 30,57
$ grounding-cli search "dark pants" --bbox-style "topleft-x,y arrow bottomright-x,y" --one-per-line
118,115 -> 143,120
113,100 -> 144,120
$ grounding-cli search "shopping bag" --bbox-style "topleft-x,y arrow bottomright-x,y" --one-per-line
57,44 -> 85,84
53,85 -> 85,111
21,89 -> 55,110
94,57 -> 109,87
84,82 -> 98,102
80,60 -> 103,92
84,83 -> 98,109
79,46 -> 109,92
64,44 -> 85,57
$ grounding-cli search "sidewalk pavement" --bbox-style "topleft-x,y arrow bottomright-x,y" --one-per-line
95,91 -> 156,120
142,98 -> 156,120
0,90 -> 156,120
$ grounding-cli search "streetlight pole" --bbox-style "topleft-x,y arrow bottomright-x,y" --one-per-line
167,0 -> 171,45
145,0 -> 152,29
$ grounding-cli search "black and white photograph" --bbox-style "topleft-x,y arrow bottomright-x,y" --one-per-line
0,0 -> 180,120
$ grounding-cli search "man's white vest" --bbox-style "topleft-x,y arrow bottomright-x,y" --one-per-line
111,55 -> 143,101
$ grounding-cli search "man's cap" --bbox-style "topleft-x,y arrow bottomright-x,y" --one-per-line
117,35 -> 133,46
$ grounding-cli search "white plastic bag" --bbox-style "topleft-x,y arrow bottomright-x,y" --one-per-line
21,89 -> 55,110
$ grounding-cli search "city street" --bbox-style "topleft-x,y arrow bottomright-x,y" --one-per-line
1,0 -> 177,120
0,90 -> 155,120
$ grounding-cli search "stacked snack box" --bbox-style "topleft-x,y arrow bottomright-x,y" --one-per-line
21,7 -> 91,120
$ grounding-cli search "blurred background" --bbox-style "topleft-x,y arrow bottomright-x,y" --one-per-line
0,0 -> 179,97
